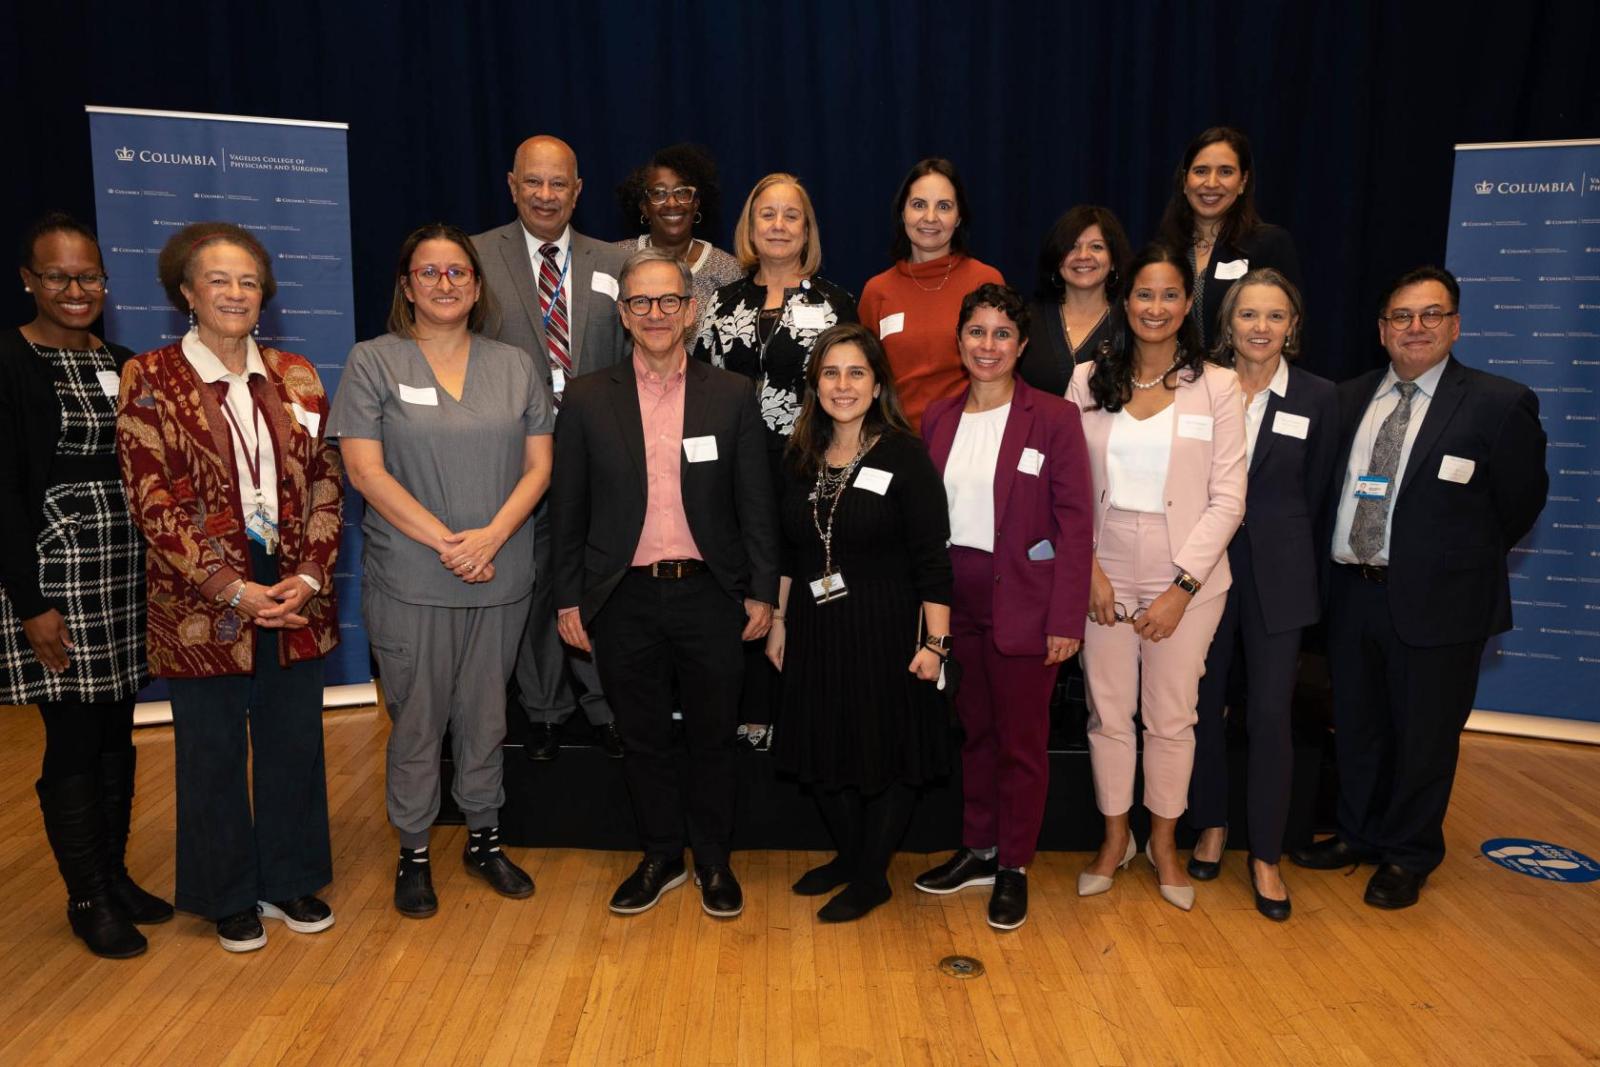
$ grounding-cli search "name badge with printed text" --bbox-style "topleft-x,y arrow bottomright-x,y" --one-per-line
792,305 -> 829,331
96,370 -> 121,398
398,383 -> 438,406
1215,259 -> 1249,280
591,271 -> 619,299
552,367 -> 566,397
854,467 -> 893,495
1354,474 -> 1390,499
683,435 -> 719,463
1018,447 -> 1044,475
878,312 -> 905,339
1177,414 -> 1214,441
810,571 -> 849,603
1438,455 -> 1476,484
1272,411 -> 1309,439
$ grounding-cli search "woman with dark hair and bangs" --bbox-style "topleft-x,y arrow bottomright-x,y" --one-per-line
1156,126 -> 1301,352
766,322 -> 953,924
1066,244 -> 1246,913
1020,205 -> 1132,394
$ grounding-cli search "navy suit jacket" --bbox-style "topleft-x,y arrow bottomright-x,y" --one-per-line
1234,364 -> 1339,634
1325,355 -> 1547,647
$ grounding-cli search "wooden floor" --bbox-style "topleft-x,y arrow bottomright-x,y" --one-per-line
1,707 -> 1597,1066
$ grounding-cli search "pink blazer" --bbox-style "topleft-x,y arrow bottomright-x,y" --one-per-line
924,377 -> 1095,648
1066,360 -> 1246,608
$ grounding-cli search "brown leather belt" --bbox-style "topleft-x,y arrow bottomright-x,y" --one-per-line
1336,562 -> 1389,584
630,559 -> 709,579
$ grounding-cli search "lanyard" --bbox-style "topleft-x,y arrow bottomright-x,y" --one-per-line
219,384 -> 268,509
540,245 -> 572,331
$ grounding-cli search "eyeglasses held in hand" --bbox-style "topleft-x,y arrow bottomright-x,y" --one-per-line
1379,309 -> 1457,329
409,265 -> 475,287
645,185 -> 698,205
1113,602 -> 1145,623
26,268 -> 108,293
621,293 -> 690,316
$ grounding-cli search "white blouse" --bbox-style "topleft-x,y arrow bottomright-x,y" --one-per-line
944,403 -> 1010,551
1107,405 -> 1173,514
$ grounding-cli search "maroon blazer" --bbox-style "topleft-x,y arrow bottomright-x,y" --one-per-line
923,377 -> 1094,650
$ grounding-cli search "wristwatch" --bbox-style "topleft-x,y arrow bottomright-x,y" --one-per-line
1173,571 -> 1203,595
923,634 -> 953,654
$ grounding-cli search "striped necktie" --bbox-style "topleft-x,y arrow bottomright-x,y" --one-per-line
538,243 -> 572,383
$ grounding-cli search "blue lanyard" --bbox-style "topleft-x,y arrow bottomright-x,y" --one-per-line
540,246 -> 572,331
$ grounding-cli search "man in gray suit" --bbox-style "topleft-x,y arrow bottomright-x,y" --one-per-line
473,135 -> 629,760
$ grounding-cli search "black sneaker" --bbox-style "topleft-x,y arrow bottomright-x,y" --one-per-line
914,849 -> 998,895
524,722 -> 561,762
258,895 -> 335,934
694,864 -> 744,918
463,827 -> 534,898
217,907 -> 267,953
609,854 -> 688,914
597,723 -> 625,759
987,869 -> 1028,931
395,846 -> 438,918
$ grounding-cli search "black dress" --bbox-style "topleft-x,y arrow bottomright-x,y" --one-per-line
772,432 -> 953,792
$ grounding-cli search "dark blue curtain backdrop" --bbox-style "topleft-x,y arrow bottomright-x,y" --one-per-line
3,2 -> 1597,383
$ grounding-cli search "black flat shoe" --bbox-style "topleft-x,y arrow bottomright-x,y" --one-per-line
463,827 -> 534,898
524,722 -> 561,762
395,846 -> 438,918
695,865 -> 744,918
792,857 -> 853,897
1364,863 -> 1426,910
914,849 -> 998,895
817,881 -> 891,923
987,870 -> 1028,931
597,722 -> 625,759
1289,835 -> 1375,870
1248,859 -> 1291,922
610,854 -> 687,914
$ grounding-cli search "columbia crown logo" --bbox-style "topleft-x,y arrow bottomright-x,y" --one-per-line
115,146 -> 135,162
1474,180 -> 1493,195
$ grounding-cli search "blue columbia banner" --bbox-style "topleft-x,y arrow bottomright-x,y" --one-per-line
1445,138 -> 1600,724
86,106 -> 371,700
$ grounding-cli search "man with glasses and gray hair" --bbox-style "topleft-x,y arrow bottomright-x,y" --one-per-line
549,247 -> 778,919
1293,265 -> 1547,909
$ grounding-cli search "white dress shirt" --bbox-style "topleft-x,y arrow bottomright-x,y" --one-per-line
523,223 -> 573,323
1330,357 -> 1450,565
1243,357 -> 1290,466
1107,405 -> 1174,514
944,403 -> 1010,552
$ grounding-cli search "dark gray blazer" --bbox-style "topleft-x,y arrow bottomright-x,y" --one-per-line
471,221 -> 630,382
549,357 -> 780,624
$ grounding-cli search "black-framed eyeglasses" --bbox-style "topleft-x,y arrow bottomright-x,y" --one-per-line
1379,309 -> 1457,329
621,293 -> 690,316
645,185 -> 698,206
25,267 -> 108,293
409,265 -> 475,287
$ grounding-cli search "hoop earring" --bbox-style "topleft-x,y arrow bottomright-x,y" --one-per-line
640,213 -> 647,226
694,211 -> 703,224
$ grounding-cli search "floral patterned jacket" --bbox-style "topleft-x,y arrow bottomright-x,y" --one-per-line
116,343 -> 343,678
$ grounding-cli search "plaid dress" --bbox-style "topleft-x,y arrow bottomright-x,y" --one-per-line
0,343 -> 147,703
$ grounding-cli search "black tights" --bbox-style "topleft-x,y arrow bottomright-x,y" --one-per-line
814,783 -> 916,888
37,699 -> 136,782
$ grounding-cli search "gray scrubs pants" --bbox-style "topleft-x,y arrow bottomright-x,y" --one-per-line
366,584 -> 531,848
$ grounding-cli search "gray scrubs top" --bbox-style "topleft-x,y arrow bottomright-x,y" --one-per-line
327,332 -> 555,607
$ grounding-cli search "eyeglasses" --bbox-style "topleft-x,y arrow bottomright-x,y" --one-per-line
1380,309 -> 1457,329
26,268 -> 108,293
645,185 -> 698,206
621,293 -> 690,316
1112,602 -> 1145,623
409,265 -> 475,287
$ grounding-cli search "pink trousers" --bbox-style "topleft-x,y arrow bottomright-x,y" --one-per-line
1082,508 -> 1226,819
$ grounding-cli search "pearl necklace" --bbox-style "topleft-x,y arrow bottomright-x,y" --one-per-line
1132,358 -> 1180,390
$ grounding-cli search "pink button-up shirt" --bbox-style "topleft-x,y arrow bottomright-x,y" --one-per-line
631,352 -> 703,566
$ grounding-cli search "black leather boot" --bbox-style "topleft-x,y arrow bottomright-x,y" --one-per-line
36,776 -> 146,959
98,749 -> 174,924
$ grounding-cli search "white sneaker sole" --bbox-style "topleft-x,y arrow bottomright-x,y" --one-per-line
219,928 -> 267,953
608,870 -> 688,915
914,874 -> 996,896
987,912 -> 1027,931
257,900 -> 336,934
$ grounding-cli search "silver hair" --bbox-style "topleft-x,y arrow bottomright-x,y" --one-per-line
619,246 -> 693,294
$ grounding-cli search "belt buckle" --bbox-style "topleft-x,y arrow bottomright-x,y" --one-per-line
1361,564 -> 1386,584
650,560 -> 678,579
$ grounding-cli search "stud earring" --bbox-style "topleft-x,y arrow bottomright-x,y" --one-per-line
24,287 -> 31,293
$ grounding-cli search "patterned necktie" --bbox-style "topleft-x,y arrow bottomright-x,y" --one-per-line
538,243 -> 571,386
1348,380 -> 1419,563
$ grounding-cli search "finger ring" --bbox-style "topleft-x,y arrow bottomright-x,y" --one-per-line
1088,613 -> 1097,622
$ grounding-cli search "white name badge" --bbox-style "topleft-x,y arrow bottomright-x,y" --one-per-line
95,370 -> 121,398
853,467 -> 893,495
398,383 -> 438,406
1271,411 -> 1310,439
1177,414 -> 1215,441
1438,455 -> 1477,484
551,367 -> 566,397
1215,258 -> 1249,280
791,305 -> 829,331
809,571 -> 849,603
1354,474 -> 1390,499
291,401 -> 321,438
591,271 -> 619,299
1018,447 -> 1045,475
878,312 -> 905,339
683,435 -> 719,463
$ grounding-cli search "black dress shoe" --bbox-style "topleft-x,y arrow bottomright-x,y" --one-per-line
1187,827 -> 1227,881
597,722 -> 625,759
695,865 -> 744,918
610,854 -> 688,914
987,869 -> 1028,930
1289,835 -> 1374,870
1364,864 -> 1426,910
463,827 -> 534,898
914,849 -> 998,895
817,880 -> 892,922
395,846 -> 438,918
1249,859 -> 1292,922
525,722 -> 562,761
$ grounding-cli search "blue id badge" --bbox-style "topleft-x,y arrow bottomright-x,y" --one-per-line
245,508 -> 279,553
1353,474 -> 1390,500
1027,538 -> 1056,561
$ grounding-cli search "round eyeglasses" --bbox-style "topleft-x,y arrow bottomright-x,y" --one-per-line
621,293 -> 689,316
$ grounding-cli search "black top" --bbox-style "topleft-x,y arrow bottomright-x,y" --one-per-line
1019,301 -> 1119,395
0,328 -> 136,618
1191,223 -> 1301,353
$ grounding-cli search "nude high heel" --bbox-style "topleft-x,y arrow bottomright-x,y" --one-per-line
1146,841 -> 1196,911
1077,835 -> 1138,897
